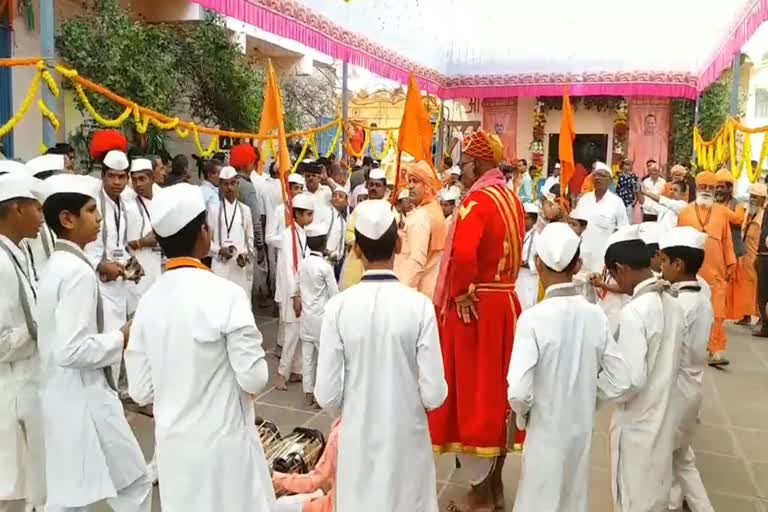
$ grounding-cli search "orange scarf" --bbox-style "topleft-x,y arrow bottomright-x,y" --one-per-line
165,257 -> 211,272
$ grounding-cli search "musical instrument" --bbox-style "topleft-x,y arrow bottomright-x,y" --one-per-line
123,255 -> 145,283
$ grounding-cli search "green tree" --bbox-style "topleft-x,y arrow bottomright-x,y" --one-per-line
697,72 -> 732,140
669,99 -> 695,165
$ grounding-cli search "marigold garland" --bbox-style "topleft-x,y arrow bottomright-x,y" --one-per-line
0,68 -> 41,138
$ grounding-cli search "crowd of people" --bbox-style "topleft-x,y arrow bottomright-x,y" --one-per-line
0,125 -> 738,512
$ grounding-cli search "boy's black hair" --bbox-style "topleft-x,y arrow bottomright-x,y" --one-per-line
306,234 -> 327,252
548,183 -> 562,196
646,243 -> 660,258
604,239 -> 650,271
574,219 -> 588,228
525,212 -> 538,220
354,220 -> 398,262
202,159 -> 222,179
42,193 -> 92,237
171,154 -> 189,177
542,246 -> 581,273
156,211 -> 207,258
35,170 -> 55,181
362,156 -> 374,167
292,207 -> 310,220
660,246 -> 705,275
46,143 -> 73,156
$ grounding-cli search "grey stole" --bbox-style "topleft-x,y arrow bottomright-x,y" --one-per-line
0,242 -> 37,340
54,241 -> 118,391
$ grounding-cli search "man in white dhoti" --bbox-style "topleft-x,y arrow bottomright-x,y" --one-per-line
24,154 -> 64,279
659,227 -> 715,512
37,174 -> 152,512
208,166 -> 255,301
516,202 -> 540,310
84,150 -> 134,398
298,223 -> 339,406
507,222 -> 630,512
275,194 -> 314,391
599,225 -> 685,512
124,183 -> 276,512
315,199 -> 447,512
578,162 -> 630,274
126,158 -> 163,313
0,174 -> 46,512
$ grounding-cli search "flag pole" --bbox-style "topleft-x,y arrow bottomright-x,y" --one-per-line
391,150 -> 403,207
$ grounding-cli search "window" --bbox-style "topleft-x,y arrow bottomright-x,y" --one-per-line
756,88 -> 768,119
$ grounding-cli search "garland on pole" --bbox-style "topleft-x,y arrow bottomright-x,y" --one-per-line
693,117 -> 768,182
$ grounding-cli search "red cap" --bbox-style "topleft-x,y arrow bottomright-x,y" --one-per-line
89,130 -> 128,162
230,143 -> 257,169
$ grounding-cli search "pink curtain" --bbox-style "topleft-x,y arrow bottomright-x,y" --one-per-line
482,98 -> 518,162
627,98 -> 670,176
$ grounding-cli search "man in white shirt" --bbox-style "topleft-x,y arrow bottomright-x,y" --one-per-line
37,174 -> 152,512
641,160 -> 667,222
659,227 -> 716,512
84,149 -> 134,396
600,225 -> 685,512
265,173 -> 305,252
542,162 -> 560,198
298,222 -> 339,406
315,199 -> 447,512
578,161 -> 630,274
0,174 -> 46,512
126,158 -> 163,314
208,166 -> 255,302
516,202 -> 540,310
302,161 -> 334,229
638,179 -> 689,231
507,223 -> 630,512
125,183 -> 275,512
275,194 -> 314,391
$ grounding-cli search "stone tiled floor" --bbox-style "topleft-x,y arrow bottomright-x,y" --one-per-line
107,315 -> 768,511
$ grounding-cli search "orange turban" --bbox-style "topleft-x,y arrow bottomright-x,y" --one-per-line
462,130 -> 504,164
229,143 -> 257,169
89,130 -> 127,162
695,171 -> 717,187
715,168 -> 734,184
403,160 -> 441,199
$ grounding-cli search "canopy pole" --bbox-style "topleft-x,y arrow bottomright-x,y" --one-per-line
436,98 -> 445,168
730,54 -> 741,117
40,0 -> 56,149
341,60 -> 349,162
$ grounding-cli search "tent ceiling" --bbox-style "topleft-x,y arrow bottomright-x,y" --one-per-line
195,0 -> 761,98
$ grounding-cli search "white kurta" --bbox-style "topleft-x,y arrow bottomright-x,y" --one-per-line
304,185 -> 333,229
0,235 -> 45,506
24,224 -> 56,284
507,284 -> 631,512
669,281 -> 715,511
315,270 -> 447,512
265,204 -> 287,251
274,225 -> 308,309
600,277 -> 685,512
209,197 -> 255,298
84,189 -> 131,332
641,177 -> 667,216
325,208 -> 347,261
644,196 -> 687,231
515,228 -> 538,310
37,240 -> 147,507
298,252 -> 339,343
126,195 -> 163,314
578,191 -> 629,273
124,265 -> 274,512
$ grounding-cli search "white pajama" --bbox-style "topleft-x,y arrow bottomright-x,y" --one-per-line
302,340 -> 318,394
46,470 -> 152,512
278,303 -> 301,379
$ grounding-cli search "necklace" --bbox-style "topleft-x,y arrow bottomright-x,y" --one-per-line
694,204 -> 712,230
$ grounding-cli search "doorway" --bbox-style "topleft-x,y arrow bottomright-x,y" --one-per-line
547,133 -> 609,172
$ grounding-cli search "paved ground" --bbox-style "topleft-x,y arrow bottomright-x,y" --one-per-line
106,314 -> 768,511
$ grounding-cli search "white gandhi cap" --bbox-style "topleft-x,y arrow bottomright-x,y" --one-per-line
397,188 -> 410,201
592,161 -> 611,176
292,194 -> 314,211
27,154 -> 65,176
659,226 -> 707,251
354,199 -> 396,240
103,150 -> 129,171
130,158 -> 153,174
605,224 -> 641,249
638,221 -> 664,246
0,160 -> 30,176
219,166 -> 238,180
41,174 -> 101,203
149,183 -> 206,237
305,222 -> 328,238
523,202 -> 539,214
535,222 -> 580,271
441,188 -> 460,202
287,173 -> 305,186
569,203 -> 590,222
0,173 -> 39,203
368,168 -> 386,181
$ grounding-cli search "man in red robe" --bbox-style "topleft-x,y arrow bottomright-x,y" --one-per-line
430,130 -> 524,511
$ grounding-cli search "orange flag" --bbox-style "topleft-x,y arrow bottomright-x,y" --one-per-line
559,84 -> 575,197
259,59 -> 298,269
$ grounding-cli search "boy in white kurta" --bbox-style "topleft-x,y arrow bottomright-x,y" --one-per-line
567,204 -> 598,303
599,225 -> 686,512
507,223 -> 631,512
0,174 -> 46,512
515,203 -> 539,309
23,154 -> 64,281
124,184 -> 276,512
209,166 -> 255,301
298,223 -> 339,406
275,194 -> 314,390
660,227 -> 715,512
37,174 -> 152,512
315,200 -> 447,512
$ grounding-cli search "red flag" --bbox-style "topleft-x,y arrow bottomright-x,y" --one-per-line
559,85 -> 575,197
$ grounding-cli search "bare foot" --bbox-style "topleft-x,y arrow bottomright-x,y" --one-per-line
447,491 -> 494,512
289,373 -> 303,383
304,393 -> 315,407
275,376 -> 288,391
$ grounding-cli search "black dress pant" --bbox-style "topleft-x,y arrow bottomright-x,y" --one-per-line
756,254 -> 768,332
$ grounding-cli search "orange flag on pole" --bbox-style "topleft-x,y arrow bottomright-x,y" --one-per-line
259,59 -> 298,270
559,84 -> 576,197
393,73 -> 436,203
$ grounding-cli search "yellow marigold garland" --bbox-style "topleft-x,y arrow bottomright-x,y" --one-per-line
192,124 -> 219,158
324,122 -> 342,158
0,68 -> 41,138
